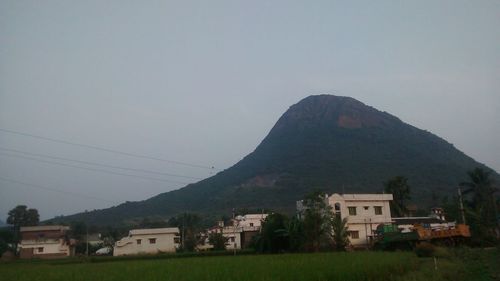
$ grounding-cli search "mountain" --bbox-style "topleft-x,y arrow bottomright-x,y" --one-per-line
52,95 -> 498,226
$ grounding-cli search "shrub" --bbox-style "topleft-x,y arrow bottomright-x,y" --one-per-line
414,242 -> 435,257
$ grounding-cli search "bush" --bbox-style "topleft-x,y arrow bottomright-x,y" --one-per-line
414,242 -> 435,257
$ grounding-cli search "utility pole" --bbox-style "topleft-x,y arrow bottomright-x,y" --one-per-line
232,208 -> 236,256
86,224 -> 89,257
182,214 -> 185,250
458,187 -> 466,224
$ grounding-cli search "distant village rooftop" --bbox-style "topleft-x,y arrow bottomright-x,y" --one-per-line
20,225 -> 70,232
129,228 -> 179,236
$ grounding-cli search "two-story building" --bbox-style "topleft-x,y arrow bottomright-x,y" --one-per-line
18,225 -> 75,259
113,227 -> 180,256
200,214 -> 268,250
297,193 -> 393,248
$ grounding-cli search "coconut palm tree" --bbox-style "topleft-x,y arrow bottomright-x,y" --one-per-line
331,215 -> 349,251
461,168 -> 498,243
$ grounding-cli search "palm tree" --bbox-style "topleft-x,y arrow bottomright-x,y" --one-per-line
384,176 -> 411,217
461,168 -> 498,242
331,215 -> 349,251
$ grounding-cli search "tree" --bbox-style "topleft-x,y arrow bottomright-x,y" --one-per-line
301,191 -> 333,251
6,205 -> 39,250
461,167 -> 498,244
168,213 -> 201,252
138,217 -> 168,228
331,215 -> 349,251
286,216 -> 305,252
0,228 -> 14,256
208,232 -> 228,251
254,213 -> 289,253
384,176 -> 411,217
7,205 -> 39,229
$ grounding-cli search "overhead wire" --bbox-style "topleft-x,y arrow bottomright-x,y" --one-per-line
0,176 -> 118,204
0,152 -> 192,185
0,128 -> 215,170
0,146 -> 203,180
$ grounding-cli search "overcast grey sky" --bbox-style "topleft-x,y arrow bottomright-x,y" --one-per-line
1,1 -> 499,221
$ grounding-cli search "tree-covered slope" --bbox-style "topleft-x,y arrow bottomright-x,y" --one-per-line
52,95 -> 498,225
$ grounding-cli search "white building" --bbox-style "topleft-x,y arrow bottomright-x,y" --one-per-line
200,214 -> 268,250
18,225 -> 75,259
297,193 -> 393,248
114,227 -> 180,256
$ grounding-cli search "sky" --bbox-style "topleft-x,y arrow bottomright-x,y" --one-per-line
0,0 -> 499,221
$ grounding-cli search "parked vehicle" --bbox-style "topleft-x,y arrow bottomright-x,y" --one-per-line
95,247 -> 112,256
373,223 -> 470,250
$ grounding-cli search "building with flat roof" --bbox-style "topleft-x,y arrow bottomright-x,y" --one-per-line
18,225 -> 75,259
114,227 -> 180,256
297,193 -> 393,248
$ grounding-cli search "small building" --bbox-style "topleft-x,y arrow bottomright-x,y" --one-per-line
18,225 -> 75,259
297,193 -> 393,248
200,214 -> 268,250
113,227 -> 180,256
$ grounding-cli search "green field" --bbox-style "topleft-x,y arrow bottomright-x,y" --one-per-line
0,249 -> 497,281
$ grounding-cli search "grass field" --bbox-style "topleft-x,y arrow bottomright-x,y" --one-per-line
0,248 -> 497,281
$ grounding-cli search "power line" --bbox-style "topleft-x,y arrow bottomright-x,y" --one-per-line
0,147 -> 203,180
0,176 -> 117,204
0,152 -> 192,185
0,128 -> 215,170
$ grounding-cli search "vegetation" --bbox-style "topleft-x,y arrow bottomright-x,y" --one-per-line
0,252 -> 416,281
384,176 -> 411,217
7,205 -> 39,230
461,168 -> 498,246
1,248 -> 498,281
6,205 -> 39,252
168,213 -> 201,252
253,191 -> 349,253
49,95 -> 500,226
331,215 -> 349,251
302,191 -> 334,251
207,233 -> 228,251
253,213 -> 289,253
0,228 -> 14,256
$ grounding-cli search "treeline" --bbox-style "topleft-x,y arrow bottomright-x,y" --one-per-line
1,168 -> 498,258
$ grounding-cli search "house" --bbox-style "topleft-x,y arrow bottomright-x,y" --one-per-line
199,214 -> 268,250
297,193 -> 393,248
18,225 -> 75,259
113,227 -> 180,256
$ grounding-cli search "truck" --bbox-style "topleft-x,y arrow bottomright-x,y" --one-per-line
373,223 -> 471,250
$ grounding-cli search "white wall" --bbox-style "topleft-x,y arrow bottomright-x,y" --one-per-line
328,194 -> 393,247
114,232 -> 180,256
19,239 -> 71,256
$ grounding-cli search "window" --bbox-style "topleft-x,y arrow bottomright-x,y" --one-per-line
334,203 -> 341,216
364,206 -> 369,210
374,206 -> 383,215
38,247 -> 44,253
174,237 -> 180,244
348,207 -> 357,216
250,223 -> 254,227
349,231 -> 359,239
136,239 -> 142,245
149,238 -> 156,244
230,237 -> 235,242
